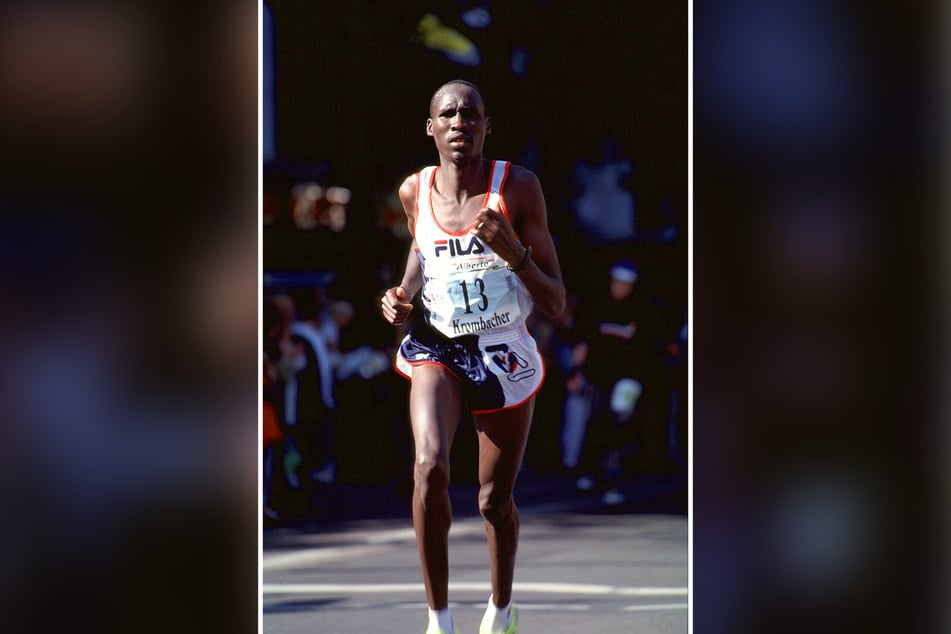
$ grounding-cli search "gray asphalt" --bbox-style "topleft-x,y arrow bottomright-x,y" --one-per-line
263,484 -> 688,634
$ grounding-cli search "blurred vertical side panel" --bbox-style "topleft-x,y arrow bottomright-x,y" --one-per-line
0,2 -> 259,633
694,1 -> 949,633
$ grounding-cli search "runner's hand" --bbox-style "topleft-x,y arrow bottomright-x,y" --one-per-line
471,206 -> 523,265
381,286 -> 413,325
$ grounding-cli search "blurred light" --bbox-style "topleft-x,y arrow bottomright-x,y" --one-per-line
327,203 -> 347,232
412,13 -> 481,67
326,186 -> 351,205
460,4 -> 493,29
290,182 -> 324,230
510,46 -> 531,77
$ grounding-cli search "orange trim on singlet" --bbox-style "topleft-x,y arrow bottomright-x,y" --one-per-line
410,170 -> 422,237
494,162 -> 521,242
496,160 -> 512,223
426,162 -> 503,237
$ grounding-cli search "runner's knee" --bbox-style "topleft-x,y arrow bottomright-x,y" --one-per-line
478,482 -> 514,525
414,454 -> 449,502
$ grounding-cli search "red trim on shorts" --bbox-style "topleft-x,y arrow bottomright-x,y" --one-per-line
395,354 -> 543,415
394,357 -> 462,382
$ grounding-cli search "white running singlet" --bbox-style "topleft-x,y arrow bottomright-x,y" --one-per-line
412,160 -> 533,339
394,161 -> 545,414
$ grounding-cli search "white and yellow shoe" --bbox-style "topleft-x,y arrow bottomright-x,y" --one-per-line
479,604 -> 517,634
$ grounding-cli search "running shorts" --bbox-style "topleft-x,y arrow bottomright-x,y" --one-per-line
395,322 -> 545,414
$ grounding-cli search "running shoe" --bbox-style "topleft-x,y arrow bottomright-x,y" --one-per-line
425,628 -> 458,634
479,604 -> 518,634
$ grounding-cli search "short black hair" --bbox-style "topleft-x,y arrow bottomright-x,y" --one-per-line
429,79 -> 484,116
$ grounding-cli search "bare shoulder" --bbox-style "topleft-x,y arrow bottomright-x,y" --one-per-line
397,171 -> 421,235
398,172 -> 419,210
504,163 -> 542,192
502,164 -> 546,223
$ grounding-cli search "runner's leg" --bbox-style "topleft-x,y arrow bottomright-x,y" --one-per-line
475,398 -> 534,608
410,363 -> 463,610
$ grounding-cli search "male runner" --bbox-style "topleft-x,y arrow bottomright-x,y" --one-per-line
381,79 -> 565,634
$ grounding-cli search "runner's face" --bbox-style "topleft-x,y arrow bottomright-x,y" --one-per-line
427,85 -> 489,161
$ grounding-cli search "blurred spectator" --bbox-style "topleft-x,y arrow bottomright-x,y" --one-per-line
262,295 -> 288,521
262,292 -> 336,495
545,293 -> 595,474
315,298 -> 390,382
287,305 -> 337,486
559,341 -> 597,475
571,259 -> 670,504
571,136 -> 637,243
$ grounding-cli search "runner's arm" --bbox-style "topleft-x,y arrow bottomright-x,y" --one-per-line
500,167 -> 566,318
381,176 -> 423,325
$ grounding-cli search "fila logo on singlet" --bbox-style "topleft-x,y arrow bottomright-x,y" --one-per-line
434,236 -> 485,257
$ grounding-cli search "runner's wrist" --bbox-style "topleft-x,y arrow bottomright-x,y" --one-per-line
506,245 -> 532,273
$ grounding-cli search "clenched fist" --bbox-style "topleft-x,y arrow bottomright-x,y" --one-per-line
381,286 -> 414,325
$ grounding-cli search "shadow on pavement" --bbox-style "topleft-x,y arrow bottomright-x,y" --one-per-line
264,468 -> 687,532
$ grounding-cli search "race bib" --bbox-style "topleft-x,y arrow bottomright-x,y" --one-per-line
423,259 -> 522,338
